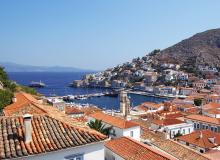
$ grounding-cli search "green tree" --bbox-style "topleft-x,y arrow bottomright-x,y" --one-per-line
88,119 -> 115,137
0,89 -> 13,112
194,98 -> 203,106
174,132 -> 183,138
19,85 -> 38,95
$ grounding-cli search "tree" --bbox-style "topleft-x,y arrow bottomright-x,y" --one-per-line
0,89 -> 13,113
194,98 -> 203,106
88,119 -> 115,137
174,132 -> 183,138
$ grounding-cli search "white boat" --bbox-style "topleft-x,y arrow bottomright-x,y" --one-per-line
29,80 -> 46,88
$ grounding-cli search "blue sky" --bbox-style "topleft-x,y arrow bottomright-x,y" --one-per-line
0,0 -> 220,70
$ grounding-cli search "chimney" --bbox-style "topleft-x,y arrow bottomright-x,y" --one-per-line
23,114 -> 33,143
12,97 -> 17,103
199,131 -> 203,139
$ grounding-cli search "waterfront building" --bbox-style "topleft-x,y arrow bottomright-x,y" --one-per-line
72,80 -> 84,87
144,71 -> 158,86
105,137 -> 176,160
88,112 -> 140,141
178,87 -> 196,96
47,98 -> 65,111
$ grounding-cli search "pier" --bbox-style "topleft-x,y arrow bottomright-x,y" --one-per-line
55,91 -> 119,101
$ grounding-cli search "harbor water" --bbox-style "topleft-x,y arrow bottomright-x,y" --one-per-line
8,72 -> 169,109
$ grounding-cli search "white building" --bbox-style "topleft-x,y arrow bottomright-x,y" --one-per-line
185,114 -> 220,133
47,98 -> 66,111
150,118 -> 194,139
177,130 -> 220,153
202,102 -> 220,118
88,112 -> 141,141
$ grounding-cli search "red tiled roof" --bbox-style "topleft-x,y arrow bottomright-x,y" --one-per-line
65,106 -> 84,115
178,130 -> 220,149
3,92 -> 88,127
152,118 -> 184,126
0,115 -> 107,159
186,114 -> 220,125
105,137 -> 175,160
3,92 -> 47,116
89,112 -> 139,129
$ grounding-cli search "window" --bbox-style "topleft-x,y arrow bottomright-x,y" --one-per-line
214,127 -> 218,132
200,149 -> 204,153
194,123 -> 196,129
183,129 -> 185,134
211,127 -> 214,131
130,131 -> 134,137
188,128 -> 190,133
65,154 -> 84,160
206,125 -> 209,129
197,124 -> 200,129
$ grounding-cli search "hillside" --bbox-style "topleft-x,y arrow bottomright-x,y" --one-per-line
153,28 -> 220,69
77,28 -> 220,88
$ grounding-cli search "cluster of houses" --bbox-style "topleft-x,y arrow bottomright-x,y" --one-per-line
3,75 -> 220,160
1,92 -> 180,160
71,56 -> 220,103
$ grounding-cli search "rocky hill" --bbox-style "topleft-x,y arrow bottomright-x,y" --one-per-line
153,28 -> 220,69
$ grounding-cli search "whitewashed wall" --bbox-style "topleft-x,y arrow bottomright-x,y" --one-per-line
105,148 -> 124,160
20,141 -> 105,160
88,117 -> 140,141
123,126 -> 140,141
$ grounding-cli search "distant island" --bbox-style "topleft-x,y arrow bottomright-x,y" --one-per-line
0,62 -> 96,72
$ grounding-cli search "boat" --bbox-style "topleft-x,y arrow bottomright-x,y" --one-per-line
29,81 -> 46,88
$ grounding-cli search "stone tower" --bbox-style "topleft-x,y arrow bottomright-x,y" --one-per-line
120,90 -> 130,117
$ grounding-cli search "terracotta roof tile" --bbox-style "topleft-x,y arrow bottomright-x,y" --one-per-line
186,114 -> 220,125
178,130 -> 220,149
89,112 -> 139,129
65,106 -> 84,115
105,137 -> 175,160
0,115 -> 107,159
152,119 -> 184,126
3,92 -> 47,116
141,130 -> 210,160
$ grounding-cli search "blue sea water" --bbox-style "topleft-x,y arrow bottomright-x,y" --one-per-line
8,72 -> 169,109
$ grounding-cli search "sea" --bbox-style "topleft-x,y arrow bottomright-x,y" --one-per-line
8,72 -> 169,110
